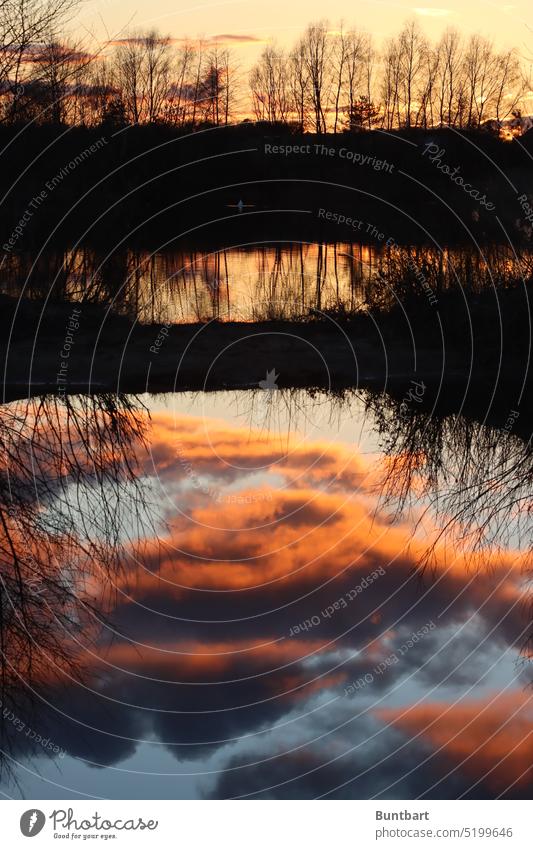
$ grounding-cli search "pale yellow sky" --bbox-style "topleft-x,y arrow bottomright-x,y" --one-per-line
75,0 -> 532,59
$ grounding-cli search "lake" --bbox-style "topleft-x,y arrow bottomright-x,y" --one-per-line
0,387 -> 531,799
2,240 -> 531,323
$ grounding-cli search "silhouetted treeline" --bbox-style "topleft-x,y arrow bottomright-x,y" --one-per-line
250,21 -> 527,132
0,5 -> 528,132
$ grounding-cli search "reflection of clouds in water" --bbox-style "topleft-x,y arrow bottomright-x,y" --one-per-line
1,395 -> 532,799
377,691 -> 533,799
203,690 -> 533,799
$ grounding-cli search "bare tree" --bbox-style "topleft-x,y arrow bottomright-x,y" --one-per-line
381,33 -> 402,129
220,47 -> 240,125
143,31 -> 172,123
434,28 -> 464,127
195,45 -> 238,126
288,39 -> 310,130
188,38 -> 206,126
24,35 -> 94,124
341,29 -> 375,130
299,21 -> 332,133
164,39 -> 195,126
250,43 -> 290,123
462,34 -> 501,128
493,47 -> 523,124
79,58 -> 121,127
112,36 -> 144,124
0,0 -> 82,122
331,25 -> 348,134
197,46 -> 224,124
398,21 -> 430,128
111,30 -> 172,124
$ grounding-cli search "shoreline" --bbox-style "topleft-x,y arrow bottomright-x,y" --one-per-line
1,296 -> 531,432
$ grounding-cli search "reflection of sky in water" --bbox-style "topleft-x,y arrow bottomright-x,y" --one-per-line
1,391 -> 532,799
149,387 -> 382,452
3,243 -> 530,324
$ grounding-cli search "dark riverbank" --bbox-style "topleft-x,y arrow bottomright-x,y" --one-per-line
1,124 -> 532,249
2,289 -> 531,434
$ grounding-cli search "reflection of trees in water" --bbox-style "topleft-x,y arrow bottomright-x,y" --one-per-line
0,393 -> 157,774
228,385 -> 353,447
2,243 -> 533,323
364,390 -> 533,568
1,386 -> 531,786
234,384 -> 533,567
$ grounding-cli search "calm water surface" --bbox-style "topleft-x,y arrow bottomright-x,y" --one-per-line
2,242 -> 532,323
0,389 -> 531,799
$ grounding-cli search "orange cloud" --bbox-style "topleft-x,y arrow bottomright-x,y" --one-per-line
377,691 -> 533,795
95,636 -> 330,678
121,409 -> 528,595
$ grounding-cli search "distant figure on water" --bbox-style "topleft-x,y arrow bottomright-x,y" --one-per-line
226,200 -> 255,213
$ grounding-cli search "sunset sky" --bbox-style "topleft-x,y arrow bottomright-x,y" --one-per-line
78,0 -> 532,57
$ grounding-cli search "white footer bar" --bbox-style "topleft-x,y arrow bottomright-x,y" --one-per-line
1,800 -> 531,847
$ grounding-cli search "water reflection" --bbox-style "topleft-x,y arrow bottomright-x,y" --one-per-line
0,393 -> 159,779
0,389 -> 531,799
365,391 -> 533,570
2,242 -> 533,323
